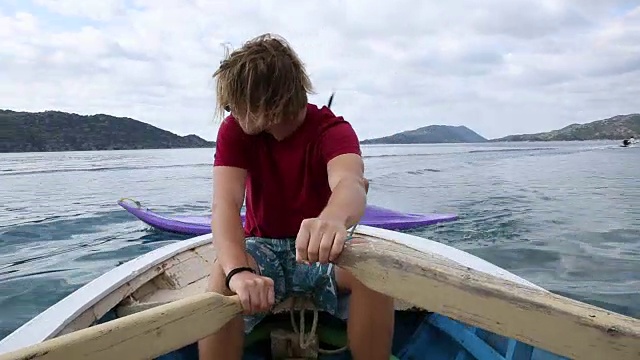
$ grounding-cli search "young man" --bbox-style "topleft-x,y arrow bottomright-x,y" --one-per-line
197,33 -> 394,359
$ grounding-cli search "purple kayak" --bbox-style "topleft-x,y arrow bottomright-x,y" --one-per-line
118,198 -> 458,236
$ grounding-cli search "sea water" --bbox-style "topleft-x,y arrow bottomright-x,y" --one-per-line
0,141 -> 639,339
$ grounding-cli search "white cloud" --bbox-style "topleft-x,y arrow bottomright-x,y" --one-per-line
33,0 -> 127,21
0,0 -> 639,140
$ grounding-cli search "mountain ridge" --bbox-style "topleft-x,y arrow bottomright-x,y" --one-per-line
489,113 -> 640,142
3,109 -> 638,153
0,109 -> 214,153
361,125 -> 487,144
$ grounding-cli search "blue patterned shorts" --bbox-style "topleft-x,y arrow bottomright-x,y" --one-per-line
243,237 -> 339,334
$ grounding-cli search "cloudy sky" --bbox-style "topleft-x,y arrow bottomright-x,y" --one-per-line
1,0 -> 639,140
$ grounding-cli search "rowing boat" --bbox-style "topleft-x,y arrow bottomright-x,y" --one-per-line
0,225 -> 638,360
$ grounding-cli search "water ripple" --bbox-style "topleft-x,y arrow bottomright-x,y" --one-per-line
0,143 -> 638,341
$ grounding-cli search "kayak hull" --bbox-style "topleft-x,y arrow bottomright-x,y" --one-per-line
117,198 -> 459,235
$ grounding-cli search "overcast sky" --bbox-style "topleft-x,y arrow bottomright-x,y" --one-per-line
1,0 -> 639,140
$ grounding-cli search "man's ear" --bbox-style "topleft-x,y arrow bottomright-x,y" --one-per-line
364,178 -> 370,194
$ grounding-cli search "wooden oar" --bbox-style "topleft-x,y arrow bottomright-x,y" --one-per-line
1,238 -> 639,360
337,237 -> 640,360
0,291 -> 242,360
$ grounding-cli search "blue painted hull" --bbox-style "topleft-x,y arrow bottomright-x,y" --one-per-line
140,310 -> 568,360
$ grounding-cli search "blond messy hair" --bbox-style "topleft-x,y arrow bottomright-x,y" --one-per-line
213,33 -> 314,127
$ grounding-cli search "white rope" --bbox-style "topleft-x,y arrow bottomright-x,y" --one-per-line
287,223 -> 357,355
289,296 -> 348,355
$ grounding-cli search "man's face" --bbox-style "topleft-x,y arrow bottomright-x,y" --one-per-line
233,111 -> 270,135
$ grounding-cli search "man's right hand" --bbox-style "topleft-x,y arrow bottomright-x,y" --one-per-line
228,271 -> 275,315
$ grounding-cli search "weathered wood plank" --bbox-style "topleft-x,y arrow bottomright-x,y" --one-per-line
57,244 -> 200,336
0,293 -> 242,360
336,237 -> 640,360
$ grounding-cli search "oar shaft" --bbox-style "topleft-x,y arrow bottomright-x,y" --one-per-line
0,293 -> 242,360
335,239 -> 640,360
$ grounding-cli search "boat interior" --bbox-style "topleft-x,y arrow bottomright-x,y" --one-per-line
42,239 -> 566,360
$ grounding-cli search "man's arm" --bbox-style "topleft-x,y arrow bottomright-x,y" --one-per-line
318,153 -> 368,228
211,166 -> 252,274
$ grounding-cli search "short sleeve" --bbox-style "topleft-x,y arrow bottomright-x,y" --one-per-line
213,116 -> 250,169
319,119 -> 362,164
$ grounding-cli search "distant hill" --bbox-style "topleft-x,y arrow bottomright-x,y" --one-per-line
361,125 -> 487,144
0,110 -> 214,153
491,114 -> 640,142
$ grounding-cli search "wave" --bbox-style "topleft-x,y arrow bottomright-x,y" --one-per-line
0,145 -> 595,176
0,163 -> 212,177
0,233 -> 125,281
467,147 -> 558,154
362,146 -> 560,159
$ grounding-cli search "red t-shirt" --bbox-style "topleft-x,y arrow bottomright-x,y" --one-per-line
213,103 -> 362,238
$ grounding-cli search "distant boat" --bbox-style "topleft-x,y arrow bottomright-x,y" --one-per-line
1,226 -> 638,359
621,137 -> 637,147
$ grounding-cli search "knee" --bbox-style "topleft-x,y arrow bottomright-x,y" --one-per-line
207,260 -> 234,296
335,267 -> 367,293
336,267 -> 392,299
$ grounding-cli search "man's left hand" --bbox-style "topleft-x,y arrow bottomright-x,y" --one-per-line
295,217 -> 348,264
